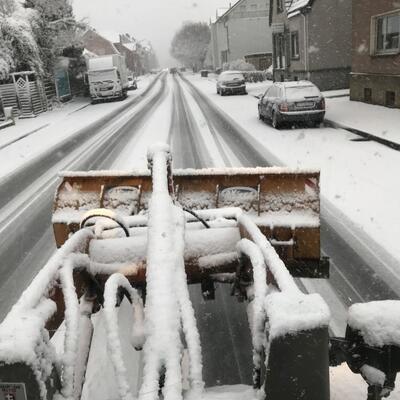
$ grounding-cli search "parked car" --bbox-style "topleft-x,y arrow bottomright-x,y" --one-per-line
216,71 -> 247,96
258,81 -> 325,129
127,76 -> 137,90
169,67 -> 178,74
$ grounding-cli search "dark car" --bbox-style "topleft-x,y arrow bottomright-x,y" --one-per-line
258,81 -> 325,129
216,71 -> 247,96
127,76 -> 137,90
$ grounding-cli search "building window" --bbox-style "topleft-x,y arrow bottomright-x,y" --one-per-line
375,13 -> 400,54
291,32 -> 299,59
273,34 -> 286,69
364,88 -> 372,103
277,0 -> 283,13
386,91 -> 396,107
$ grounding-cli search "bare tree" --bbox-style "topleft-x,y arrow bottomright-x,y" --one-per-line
170,22 -> 210,71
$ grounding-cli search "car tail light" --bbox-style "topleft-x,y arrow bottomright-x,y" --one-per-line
279,103 -> 289,112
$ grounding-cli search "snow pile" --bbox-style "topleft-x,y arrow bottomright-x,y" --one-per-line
347,300 -> 400,347
265,292 -> 330,339
360,365 -> 386,387
0,299 -> 56,398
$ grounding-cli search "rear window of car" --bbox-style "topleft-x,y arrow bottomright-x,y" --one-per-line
285,85 -> 321,99
220,73 -> 244,81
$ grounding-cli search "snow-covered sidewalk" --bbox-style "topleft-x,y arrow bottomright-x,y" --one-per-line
325,96 -> 400,146
0,97 -> 90,149
0,75 -> 156,180
0,75 -> 154,151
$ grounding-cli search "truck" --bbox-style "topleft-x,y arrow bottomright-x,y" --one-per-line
87,55 -> 129,103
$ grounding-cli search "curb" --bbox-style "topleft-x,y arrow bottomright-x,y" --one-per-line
324,119 -> 400,152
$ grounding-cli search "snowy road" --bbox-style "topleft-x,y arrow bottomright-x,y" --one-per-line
1,72 -> 399,393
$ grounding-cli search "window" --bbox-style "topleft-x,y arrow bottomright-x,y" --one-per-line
375,13 -> 400,54
291,32 -> 299,59
364,88 -> 372,103
277,0 -> 283,13
386,91 -> 396,107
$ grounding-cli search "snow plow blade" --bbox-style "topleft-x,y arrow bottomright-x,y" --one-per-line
52,167 -> 328,279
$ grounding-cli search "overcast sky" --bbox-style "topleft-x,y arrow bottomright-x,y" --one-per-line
73,0 -> 236,66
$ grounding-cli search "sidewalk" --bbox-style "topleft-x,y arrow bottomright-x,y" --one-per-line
0,75 -> 155,150
325,96 -> 400,146
0,75 -> 156,180
0,97 -> 90,149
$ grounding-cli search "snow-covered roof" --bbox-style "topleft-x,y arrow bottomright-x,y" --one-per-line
285,0 -> 312,17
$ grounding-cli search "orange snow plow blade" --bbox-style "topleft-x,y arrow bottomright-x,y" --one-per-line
52,168 -> 327,279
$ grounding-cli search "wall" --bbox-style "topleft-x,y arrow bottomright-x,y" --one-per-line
352,0 -> 400,75
308,0 -> 352,72
211,0 -> 272,69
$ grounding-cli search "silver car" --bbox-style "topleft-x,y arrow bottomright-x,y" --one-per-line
217,71 -> 247,96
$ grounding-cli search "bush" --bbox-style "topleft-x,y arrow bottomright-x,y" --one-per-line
242,71 -> 269,83
222,59 -> 255,72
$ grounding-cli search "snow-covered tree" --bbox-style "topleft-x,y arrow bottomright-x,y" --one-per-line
0,1 -> 43,79
170,22 -> 211,70
24,0 -> 85,75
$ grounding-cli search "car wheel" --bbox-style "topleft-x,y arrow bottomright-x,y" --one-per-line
271,111 -> 280,129
221,90 -> 225,96
258,109 -> 264,121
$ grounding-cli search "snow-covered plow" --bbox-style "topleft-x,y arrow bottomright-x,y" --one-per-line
0,145 -> 399,400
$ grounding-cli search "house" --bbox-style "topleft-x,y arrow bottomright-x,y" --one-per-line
351,0 -> 400,108
269,0 -> 352,90
210,0 -> 273,70
114,34 -> 142,75
81,30 -> 120,57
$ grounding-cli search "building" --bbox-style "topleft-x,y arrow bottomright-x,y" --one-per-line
210,0 -> 273,70
81,30 -> 120,57
270,0 -> 352,90
114,34 -> 142,75
351,1 -> 400,108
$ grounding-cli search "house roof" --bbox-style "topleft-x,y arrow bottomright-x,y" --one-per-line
285,0 -> 313,17
82,30 -> 120,56
215,0 -> 243,23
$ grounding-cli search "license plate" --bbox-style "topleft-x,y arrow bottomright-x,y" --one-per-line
0,383 -> 27,400
296,101 -> 314,108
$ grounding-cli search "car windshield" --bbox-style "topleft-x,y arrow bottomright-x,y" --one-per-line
1,1 -> 399,400
285,85 -> 321,99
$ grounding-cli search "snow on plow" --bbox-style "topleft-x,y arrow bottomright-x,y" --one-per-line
0,144 -> 399,400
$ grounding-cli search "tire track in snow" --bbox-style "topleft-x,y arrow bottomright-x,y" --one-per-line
169,74 -> 212,169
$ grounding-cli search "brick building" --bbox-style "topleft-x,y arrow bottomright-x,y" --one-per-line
351,0 -> 400,108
